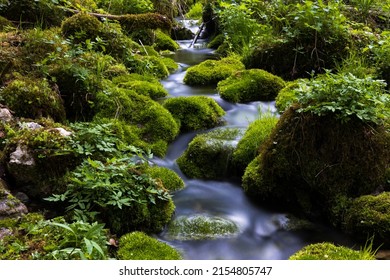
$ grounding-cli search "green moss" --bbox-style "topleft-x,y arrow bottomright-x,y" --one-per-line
119,13 -> 173,33
344,192 -> 390,245
183,55 -> 245,86
113,74 -> 168,100
163,96 -> 225,132
289,243 -> 375,260
217,69 -> 286,103
117,231 -> 182,260
177,128 -> 243,179
242,155 -> 266,197
185,2 -> 203,20
167,215 -> 239,240
232,114 -> 279,175
144,166 -> 185,192
153,29 -> 179,51
126,54 -> 170,79
0,75 -> 66,122
207,34 -> 225,49
103,64 -> 129,79
161,57 -> 178,73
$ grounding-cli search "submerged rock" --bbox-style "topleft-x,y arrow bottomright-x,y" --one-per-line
166,215 -> 239,240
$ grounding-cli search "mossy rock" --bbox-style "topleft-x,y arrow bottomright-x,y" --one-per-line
177,128 -> 243,179
232,115 -> 279,175
183,55 -> 245,86
163,96 -> 225,133
143,165 -> 185,192
344,192 -> 390,245
217,69 -> 286,103
166,215 -> 239,240
117,231 -> 182,260
4,120 -> 75,198
0,75 -> 66,122
289,243 -> 375,260
126,54 -> 170,79
0,179 -> 28,219
153,29 -> 179,52
61,12 -> 103,43
242,107 -> 390,218
118,13 -> 173,33
113,74 -> 168,100
207,34 -> 225,49
95,85 -> 179,156
161,57 -> 178,73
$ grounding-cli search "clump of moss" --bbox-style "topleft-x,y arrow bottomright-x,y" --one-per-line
119,13 -> 173,33
232,114 -> 278,175
0,75 -> 66,122
161,57 -> 178,73
217,69 -> 286,103
344,192 -> 390,245
126,54 -> 170,79
117,231 -> 182,260
183,55 -> 245,86
112,73 -> 168,100
289,243 -> 375,260
153,29 -> 179,51
163,96 -> 225,132
207,34 -> 225,49
167,215 -> 239,240
177,128 -> 243,179
143,165 -> 185,192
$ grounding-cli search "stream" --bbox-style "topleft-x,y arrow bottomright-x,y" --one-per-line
153,34 -> 354,260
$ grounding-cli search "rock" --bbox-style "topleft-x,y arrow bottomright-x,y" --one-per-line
9,144 -> 35,166
0,179 -> 28,219
53,127 -> 72,137
0,107 -> 13,122
0,228 -> 13,239
376,250 -> 390,260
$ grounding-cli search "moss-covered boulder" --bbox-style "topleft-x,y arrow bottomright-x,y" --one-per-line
232,114 -> 278,175
275,80 -> 302,113
112,74 -> 168,100
242,107 -> 390,219
143,165 -> 185,192
163,96 -> 225,132
61,12 -> 103,43
183,55 -> 245,86
4,120 -> 75,198
95,85 -> 179,156
217,69 -> 286,103
177,128 -> 243,179
153,29 -> 179,51
117,231 -> 182,260
289,243 -> 375,260
166,215 -> 239,240
344,192 -> 390,245
0,75 -> 66,122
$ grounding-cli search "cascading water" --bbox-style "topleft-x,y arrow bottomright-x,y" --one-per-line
154,33 -> 353,260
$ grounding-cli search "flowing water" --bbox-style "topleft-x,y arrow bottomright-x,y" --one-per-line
154,36 -> 353,260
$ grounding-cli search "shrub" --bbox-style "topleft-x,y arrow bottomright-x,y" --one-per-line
217,69 -> 286,103
185,2 -> 203,20
289,242 -> 375,260
177,128 -> 243,179
0,75 -> 66,122
0,15 -> 12,31
232,114 -> 278,175
117,231 -> 182,260
163,96 -> 225,132
183,55 -> 245,86
48,156 -> 175,235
